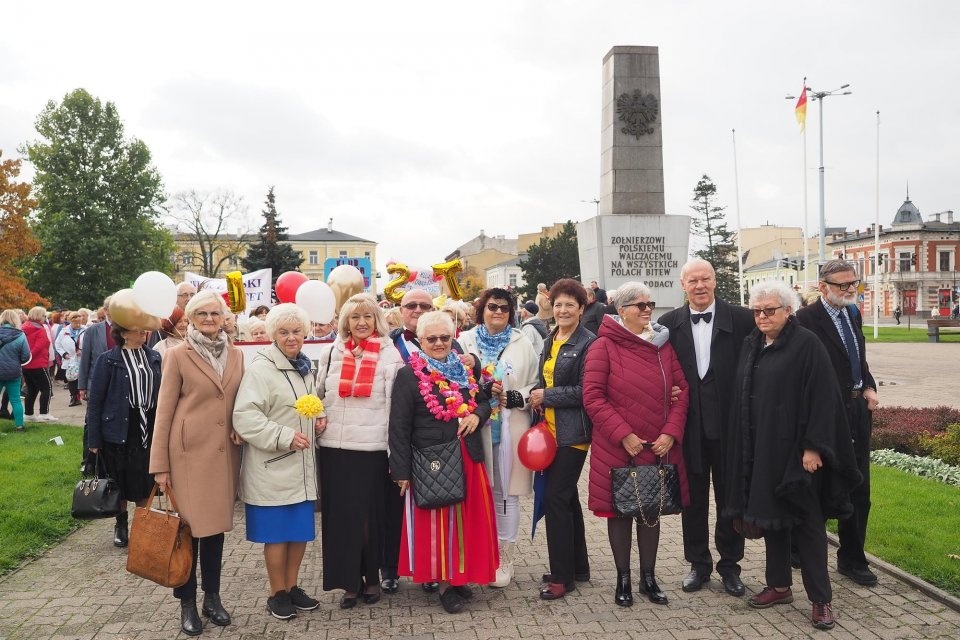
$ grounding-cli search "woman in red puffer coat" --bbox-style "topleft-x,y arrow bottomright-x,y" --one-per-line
583,281 -> 689,609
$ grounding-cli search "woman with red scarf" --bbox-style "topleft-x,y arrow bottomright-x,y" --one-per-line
316,293 -> 404,608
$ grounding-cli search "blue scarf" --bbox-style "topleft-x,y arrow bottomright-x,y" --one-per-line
423,352 -> 469,387
287,351 -> 312,378
476,325 -> 512,367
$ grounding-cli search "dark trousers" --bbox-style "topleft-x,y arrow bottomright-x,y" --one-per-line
764,498 -> 831,604
837,396 -> 872,570
174,533 -> 225,601
544,447 -> 589,583
23,368 -> 52,415
380,471 -> 403,579
681,436 -> 744,576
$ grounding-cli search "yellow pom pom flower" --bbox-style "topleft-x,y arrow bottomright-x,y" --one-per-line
294,394 -> 325,419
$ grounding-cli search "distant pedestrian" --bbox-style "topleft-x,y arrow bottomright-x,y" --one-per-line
536,283 -> 553,326
22,306 -> 56,422
893,307 -> 901,325
0,309 -> 32,432
589,280 -> 607,305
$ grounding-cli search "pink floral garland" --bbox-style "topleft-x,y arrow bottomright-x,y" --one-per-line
409,352 -> 479,421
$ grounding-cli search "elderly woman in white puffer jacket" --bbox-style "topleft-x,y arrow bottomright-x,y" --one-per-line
315,293 -> 404,609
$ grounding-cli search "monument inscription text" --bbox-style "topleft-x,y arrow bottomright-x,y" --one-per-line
608,235 -> 678,288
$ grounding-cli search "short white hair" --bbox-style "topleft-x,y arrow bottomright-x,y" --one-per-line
614,281 -> 651,309
265,303 -> 310,339
415,311 -> 455,339
680,258 -> 715,280
749,280 -> 800,314
184,290 -> 228,319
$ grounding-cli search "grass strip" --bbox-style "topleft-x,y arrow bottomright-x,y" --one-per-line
862,325 -> 960,343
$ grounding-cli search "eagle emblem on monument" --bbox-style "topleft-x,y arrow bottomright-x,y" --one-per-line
616,90 -> 659,139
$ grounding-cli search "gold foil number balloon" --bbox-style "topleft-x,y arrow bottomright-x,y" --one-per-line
383,263 -> 410,304
431,259 -> 464,300
225,271 -> 246,314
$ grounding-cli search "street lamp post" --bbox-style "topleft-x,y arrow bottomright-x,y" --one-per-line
786,83 -> 852,264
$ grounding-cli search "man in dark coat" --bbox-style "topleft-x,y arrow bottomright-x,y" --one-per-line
796,259 -> 879,587
658,258 -> 755,597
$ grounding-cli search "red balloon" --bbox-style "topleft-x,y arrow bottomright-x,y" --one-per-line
518,422 -> 558,471
275,271 -> 308,304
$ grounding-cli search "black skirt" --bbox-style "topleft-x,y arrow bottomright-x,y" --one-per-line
317,447 -> 388,591
102,406 -> 155,503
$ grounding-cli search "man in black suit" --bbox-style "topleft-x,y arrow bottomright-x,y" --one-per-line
659,258 -> 754,596
796,259 -> 879,587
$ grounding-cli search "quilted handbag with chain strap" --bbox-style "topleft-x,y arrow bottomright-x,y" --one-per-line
411,436 -> 466,509
611,447 -> 681,527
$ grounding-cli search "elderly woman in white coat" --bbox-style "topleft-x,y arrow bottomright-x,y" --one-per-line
315,293 -> 404,609
233,304 -> 320,622
457,287 -> 539,587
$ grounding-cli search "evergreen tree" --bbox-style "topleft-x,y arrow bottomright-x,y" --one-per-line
21,89 -> 173,308
689,175 -> 739,302
241,186 -> 302,282
518,221 -> 580,300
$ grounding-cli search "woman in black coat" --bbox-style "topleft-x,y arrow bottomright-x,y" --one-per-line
723,280 -> 860,632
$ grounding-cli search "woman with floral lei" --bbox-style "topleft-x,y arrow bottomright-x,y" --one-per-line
388,311 -> 497,614
456,288 -> 539,587
315,293 -> 404,609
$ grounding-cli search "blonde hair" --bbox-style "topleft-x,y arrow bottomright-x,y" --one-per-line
0,309 -> 21,328
27,306 -> 47,323
337,293 -> 389,339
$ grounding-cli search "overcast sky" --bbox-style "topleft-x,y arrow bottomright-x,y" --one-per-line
3,1 -> 958,286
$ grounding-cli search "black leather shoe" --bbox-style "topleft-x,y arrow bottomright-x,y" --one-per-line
720,573 -> 745,597
202,593 -> 231,626
362,587 -> 382,605
838,565 -> 878,586
113,524 -> 128,548
380,577 -> 400,594
439,587 -> 465,613
641,570 -> 668,605
542,571 -> 590,583
340,592 -> 359,609
422,581 -> 440,593
452,585 -> 474,600
681,568 -> 710,592
614,570 -> 633,607
180,600 -> 203,636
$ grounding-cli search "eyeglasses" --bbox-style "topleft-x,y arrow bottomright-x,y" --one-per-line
485,303 -> 511,314
751,306 -> 783,317
823,279 -> 861,291
621,301 -> 656,312
423,334 -> 452,345
402,302 -> 433,311
195,311 -> 222,319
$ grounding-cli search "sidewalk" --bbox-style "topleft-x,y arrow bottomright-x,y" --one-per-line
1,344 -> 959,639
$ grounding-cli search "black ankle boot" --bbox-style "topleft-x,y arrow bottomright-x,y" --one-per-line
180,599 -> 203,636
113,512 -> 128,548
202,592 -> 231,626
614,570 -> 633,607
641,570 -> 668,605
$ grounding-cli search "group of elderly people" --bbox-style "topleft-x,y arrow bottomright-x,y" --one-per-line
76,259 -> 864,634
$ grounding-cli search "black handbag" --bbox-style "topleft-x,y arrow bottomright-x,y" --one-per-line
71,456 -> 122,519
611,448 -> 681,527
411,437 -> 466,509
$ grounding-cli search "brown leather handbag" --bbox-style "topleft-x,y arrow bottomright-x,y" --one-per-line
126,484 -> 193,588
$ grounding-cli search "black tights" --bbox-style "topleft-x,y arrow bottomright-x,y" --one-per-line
607,517 -> 660,572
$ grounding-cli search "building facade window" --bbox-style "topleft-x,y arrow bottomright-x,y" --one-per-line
180,252 -> 192,267
899,252 -> 912,272
309,250 -> 318,265
339,250 -> 348,258
508,273 -> 517,287
939,251 -> 951,272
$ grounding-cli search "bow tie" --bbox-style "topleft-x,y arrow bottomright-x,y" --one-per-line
691,312 -> 713,324
403,329 -> 418,342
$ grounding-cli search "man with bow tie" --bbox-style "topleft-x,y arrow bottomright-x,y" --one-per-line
658,259 -> 755,597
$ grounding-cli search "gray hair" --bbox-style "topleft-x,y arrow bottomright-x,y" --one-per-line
749,280 -> 800,314
265,303 -> 311,340
184,290 -> 229,319
614,281 -> 652,309
415,311 -> 455,339
337,293 -> 389,339
680,258 -> 715,280
819,259 -> 858,280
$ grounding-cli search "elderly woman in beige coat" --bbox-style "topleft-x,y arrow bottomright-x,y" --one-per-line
150,290 -> 244,637
315,293 -> 404,608
233,303 -> 321,621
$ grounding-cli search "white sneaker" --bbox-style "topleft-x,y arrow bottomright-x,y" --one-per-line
39,414 -> 58,422
25,414 -> 41,422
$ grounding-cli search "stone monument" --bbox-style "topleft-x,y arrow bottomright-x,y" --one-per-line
577,46 -> 690,311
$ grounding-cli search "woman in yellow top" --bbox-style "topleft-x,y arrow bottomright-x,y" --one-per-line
529,279 -> 597,600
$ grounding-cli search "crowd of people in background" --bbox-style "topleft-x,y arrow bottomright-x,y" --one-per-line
0,258 -> 879,634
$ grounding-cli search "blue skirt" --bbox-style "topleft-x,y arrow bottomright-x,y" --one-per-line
245,500 -> 316,543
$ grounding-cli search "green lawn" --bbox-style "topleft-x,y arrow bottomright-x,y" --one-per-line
862,324 -> 960,343
830,464 -> 960,596
0,421 -> 85,574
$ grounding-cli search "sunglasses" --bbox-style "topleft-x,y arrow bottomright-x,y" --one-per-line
823,279 -> 861,291
751,306 -> 783,317
621,301 -> 656,312
485,302 -> 511,314
403,302 -> 433,311
423,334 -> 452,345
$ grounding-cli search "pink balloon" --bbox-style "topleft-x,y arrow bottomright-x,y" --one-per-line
518,423 -> 558,471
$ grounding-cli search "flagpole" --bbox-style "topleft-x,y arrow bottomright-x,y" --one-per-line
874,110 -> 880,339
732,128 -> 745,305
802,77 -> 810,291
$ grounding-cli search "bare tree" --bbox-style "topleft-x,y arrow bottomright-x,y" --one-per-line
167,190 -> 252,277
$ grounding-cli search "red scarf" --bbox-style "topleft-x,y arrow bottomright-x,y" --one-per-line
339,335 -> 381,398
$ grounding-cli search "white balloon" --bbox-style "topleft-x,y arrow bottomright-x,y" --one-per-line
132,271 -> 178,319
295,280 -> 336,324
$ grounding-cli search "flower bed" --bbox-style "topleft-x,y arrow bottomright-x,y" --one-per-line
871,405 -> 960,456
870,449 -> 960,487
